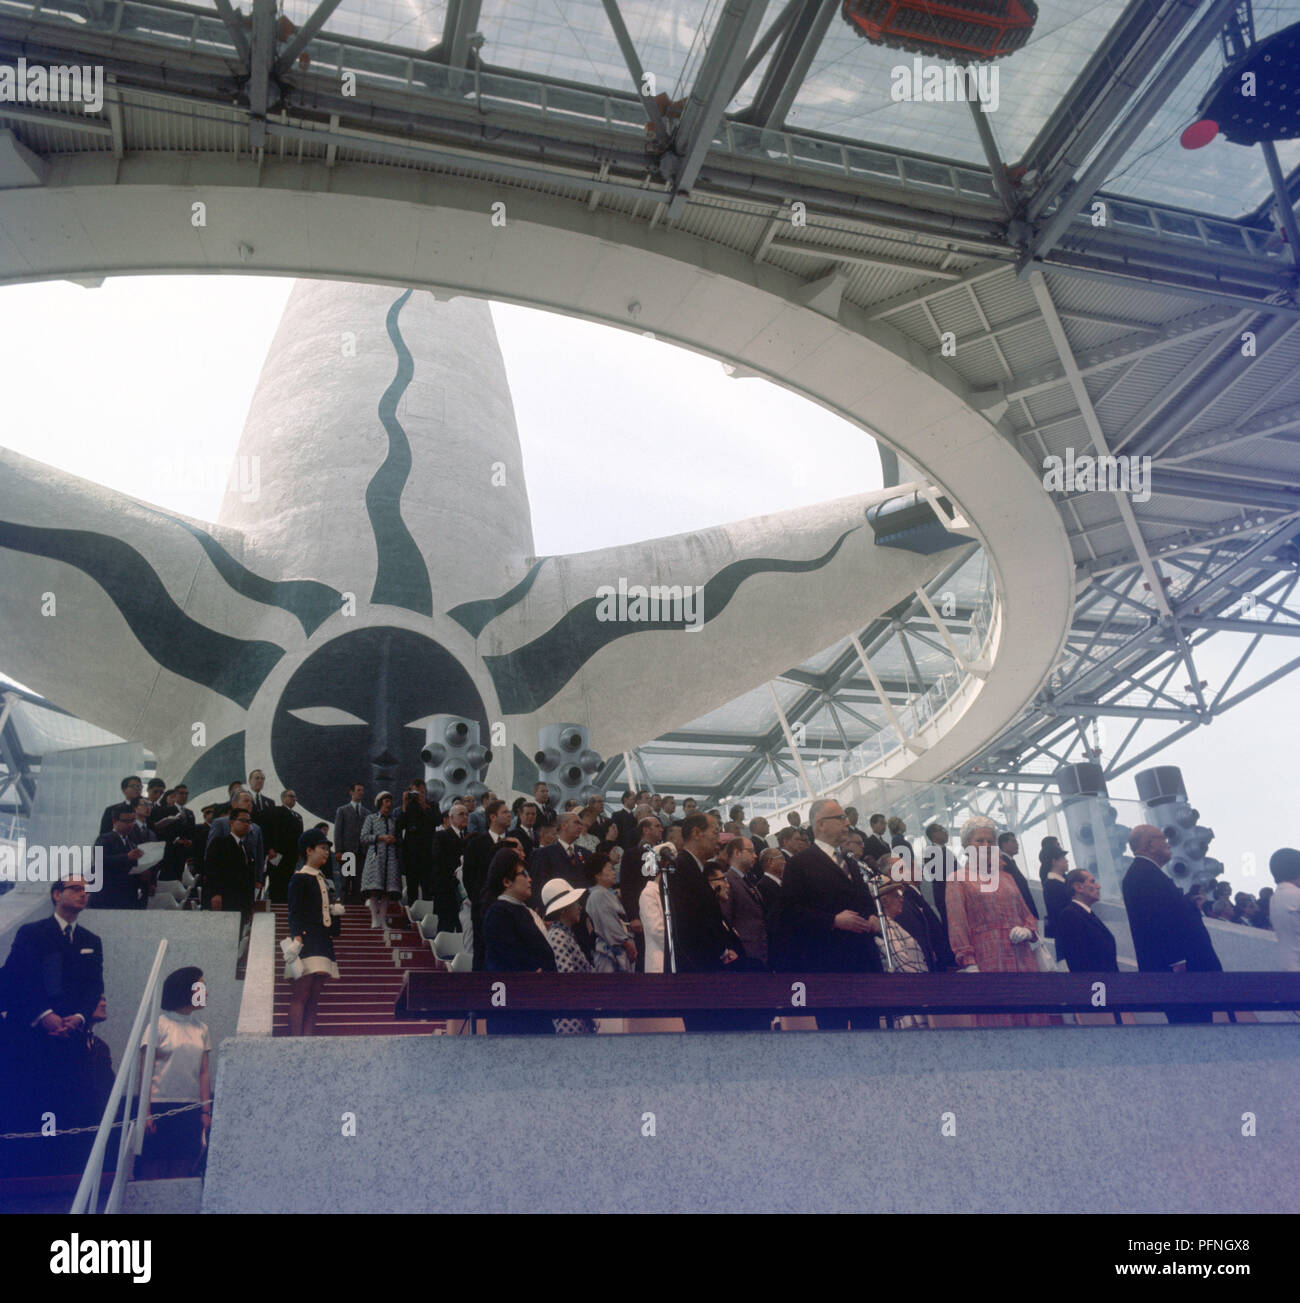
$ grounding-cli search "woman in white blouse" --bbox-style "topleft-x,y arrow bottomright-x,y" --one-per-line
136,965 -> 211,1180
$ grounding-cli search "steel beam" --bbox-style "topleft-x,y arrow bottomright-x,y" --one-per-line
734,0 -> 836,131
210,0 -> 250,64
246,0 -> 276,149
1025,0 -> 1239,262
667,0 -> 769,217
599,0 -> 670,148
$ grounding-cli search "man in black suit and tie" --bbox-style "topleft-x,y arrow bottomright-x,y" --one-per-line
612,790 -> 640,850
91,806 -> 147,909
246,769 -> 277,834
775,798 -> 881,1029
0,877 -> 105,1147
127,797 -> 158,847
150,785 -> 197,883
532,781 -> 557,829
998,832 -> 1039,922
530,810 -> 589,909
1054,870 -> 1118,972
209,792 -> 267,895
205,807 -> 258,930
98,774 -> 143,836
1122,824 -> 1222,1024
463,799 -> 512,968
332,783 -> 370,904
862,813 -> 891,864
267,789 -> 304,902
662,814 -> 738,1029
432,801 -> 471,932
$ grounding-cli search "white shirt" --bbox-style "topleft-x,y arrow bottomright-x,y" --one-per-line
141,1011 -> 211,1102
1270,881 -> 1300,972
1074,898 -> 1093,914
762,872 -> 782,889
814,838 -> 840,862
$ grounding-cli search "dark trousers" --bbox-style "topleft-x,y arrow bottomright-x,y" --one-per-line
471,901 -> 487,970
432,878 -> 460,932
405,860 -> 433,903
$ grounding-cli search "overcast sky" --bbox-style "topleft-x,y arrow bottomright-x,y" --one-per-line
0,275 -> 1291,892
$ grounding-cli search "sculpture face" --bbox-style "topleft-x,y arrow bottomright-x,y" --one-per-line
271,625 -> 486,817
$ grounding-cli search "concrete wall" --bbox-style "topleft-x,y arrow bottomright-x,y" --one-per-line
202,1024 -> 1300,1214
0,895 -> 241,1071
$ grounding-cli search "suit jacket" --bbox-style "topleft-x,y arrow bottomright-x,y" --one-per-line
432,826 -> 468,892
483,899 -> 557,972
613,807 -> 640,850
1,915 -> 104,1027
90,830 -> 144,909
622,842 -> 656,921
1042,876 -> 1071,939
98,800 -> 134,837
1122,856 -> 1222,973
463,832 -> 506,908
863,834 -> 891,863
273,804 -> 305,864
775,845 -> 881,974
896,884 -> 955,971
1001,855 -> 1039,920
508,824 -> 538,859
1054,900 -> 1118,972
662,850 -> 733,972
127,820 -> 158,847
720,865 -> 768,968
529,840 -> 588,910
247,791 -> 277,835
205,832 -> 257,914
332,801 -> 371,867
209,814 -> 265,872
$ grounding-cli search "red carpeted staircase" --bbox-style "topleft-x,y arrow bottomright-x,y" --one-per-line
271,902 -> 457,1036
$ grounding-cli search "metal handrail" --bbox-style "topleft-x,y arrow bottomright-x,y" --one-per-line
70,937 -> 167,1214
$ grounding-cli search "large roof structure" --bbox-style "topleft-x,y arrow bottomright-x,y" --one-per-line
1,0 -> 1299,807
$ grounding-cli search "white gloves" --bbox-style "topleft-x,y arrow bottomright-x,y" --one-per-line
280,936 -> 303,958
959,964 -> 979,973
329,903 -> 345,917
1009,926 -> 1032,944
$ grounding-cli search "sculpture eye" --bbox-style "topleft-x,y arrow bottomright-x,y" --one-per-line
288,707 -> 368,727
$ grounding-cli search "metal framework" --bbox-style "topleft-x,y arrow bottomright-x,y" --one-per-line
2,0 -> 1300,804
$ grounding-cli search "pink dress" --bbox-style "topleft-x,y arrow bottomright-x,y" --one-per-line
946,864 -> 1051,1028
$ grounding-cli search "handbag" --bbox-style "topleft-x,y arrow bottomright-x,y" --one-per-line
1031,938 -> 1058,973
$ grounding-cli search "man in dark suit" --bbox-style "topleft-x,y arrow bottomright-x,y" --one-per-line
98,774 -> 143,836
1055,870 -> 1118,972
332,783 -> 370,904
205,806 -> 258,928
862,813 -> 891,864
127,797 -> 158,847
246,769 -> 277,835
463,799 -> 512,968
151,784 -> 197,883
612,790 -> 640,850
209,792 -> 266,896
1,877 -> 105,1147
91,806 -> 147,909
775,798 -> 881,1029
432,801 -> 471,932
662,814 -> 738,1030
530,809 -> 589,910
718,836 -> 767,970
532,781 -> 557,829
267,789 -> 304,902
998,832 -> 1039,921
1122,824 -> 1222,1024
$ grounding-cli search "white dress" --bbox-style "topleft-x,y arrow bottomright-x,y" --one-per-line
640,876 -> 666,974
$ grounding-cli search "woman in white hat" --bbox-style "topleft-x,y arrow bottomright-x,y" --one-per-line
541,878 -> 596,1036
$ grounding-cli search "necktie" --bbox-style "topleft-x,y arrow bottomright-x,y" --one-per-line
65,923 -> 76,947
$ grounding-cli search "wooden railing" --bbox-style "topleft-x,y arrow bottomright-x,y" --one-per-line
397,970 -> 1300,1021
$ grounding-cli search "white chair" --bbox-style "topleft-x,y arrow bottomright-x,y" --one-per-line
450,949 -> 473,972
408,900 -> 435,926
432,931 -> 462,961
147,892 -> 179,910
419,914 -> 441,941
162,880 -> 188,902
181,867 -> 196,889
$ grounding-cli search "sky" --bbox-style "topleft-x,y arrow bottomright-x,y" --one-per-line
0,275 -> 1292,893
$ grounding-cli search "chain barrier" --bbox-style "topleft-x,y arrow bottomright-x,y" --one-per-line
0,1099 -> 207,1140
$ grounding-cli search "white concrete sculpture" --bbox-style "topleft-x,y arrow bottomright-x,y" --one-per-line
0,280 -> 973,824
